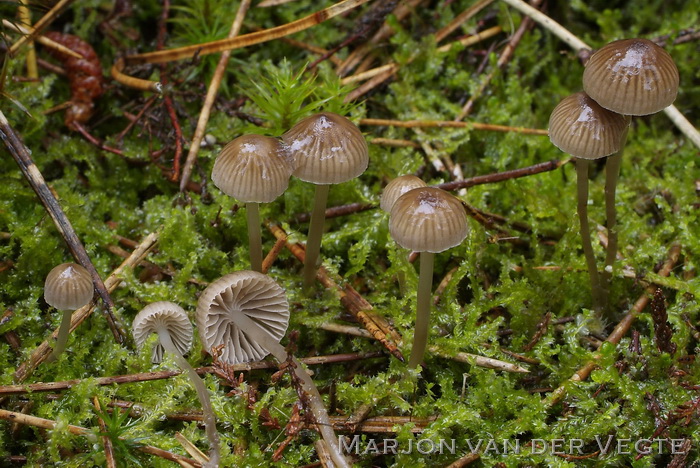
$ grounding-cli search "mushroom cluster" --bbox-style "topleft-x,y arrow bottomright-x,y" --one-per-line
549,38 -> 679,313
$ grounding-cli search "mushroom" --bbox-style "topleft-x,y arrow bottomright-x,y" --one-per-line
282,112 -> 369,290
211,134 -> 292,272
196,271 -> 350,467
582,38 -> 679,300
380,175 -> 427,213
132,302 -> 220,468
549,91 -> 629,312
388,187 -> 469,368
44,263 -> 93,362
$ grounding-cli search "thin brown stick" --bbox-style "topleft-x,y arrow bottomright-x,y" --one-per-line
14,231 -> 160,383
0,110 -> 125,343
92,397 -> 117,468
267,223 -> 405,361
370,137 -> 420,148
0,408 -> 201,467
437,158 -> 567,191
546,243 -> 682,406
359,118 -> 548,135
262,235 -> 288,274
8,0 -> 74,56
179,0 -> 251,191
111,0 -> 372,91
2,19 -> 83,59
434,0 -> 495,42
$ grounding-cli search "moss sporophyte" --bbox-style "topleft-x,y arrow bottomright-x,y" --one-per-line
0,0 -> 698,466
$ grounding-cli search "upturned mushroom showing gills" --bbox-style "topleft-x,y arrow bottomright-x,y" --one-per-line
211,134 -> 292,272
389,187 -> 469,369
133,302 -> 220,468
549,92 -> 629,313
196,271 -> 350,468
581,38 -> 679,305
282,112 -> 369,290
44,263 -> 93,362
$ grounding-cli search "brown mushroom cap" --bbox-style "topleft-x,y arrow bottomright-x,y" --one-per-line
132,301 -> 193,364
380,175 -> 428,213
44,263 -> 93,310
549,92 -> 630,160
389,187 -> 469,253
211,134 -> 292,203
582,38 -> 679,116
196,271 -> 289,365
282,112 -> 369,185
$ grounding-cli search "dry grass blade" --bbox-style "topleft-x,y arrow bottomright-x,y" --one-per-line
111,0 -> 372,91
9,0 -> 75,56
0,408 -> 202,467
434,0 -> 495,43
359,118 -> 548,135
0,110 -> 125,344
13,231 -> 160,382
93,397 -> 117,468
2,19 -> 84,59
175,432 -> 209,464
179,0 -> 251,192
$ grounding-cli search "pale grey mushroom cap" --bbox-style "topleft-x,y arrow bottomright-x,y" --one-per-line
44,263 -> 93,310
389,187 -> 469,253
283,112 -> 369,185
380,175 -> 427,213
196,271 -> 289,365
549,92 -> 630,160
211,134 -> 292,203
133,301 -> 193,364
583,38 -> 679,116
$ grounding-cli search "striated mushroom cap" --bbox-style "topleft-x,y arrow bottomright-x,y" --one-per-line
283,112 -> 369,185
196,271 -> 289,364
549,92 -> 630,160
583,38 -> 679,116
380,175 -> 427,213
44,263 -> 93,310
389,187 -> 469,253
133,301 -> 193,364
211,134 -> 292,203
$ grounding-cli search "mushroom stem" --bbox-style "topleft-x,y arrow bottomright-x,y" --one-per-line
47,309 -> 73,362
229,312 -> 349,468
246,202 -> 263,273
408,251 -> 434,369
157,330 -> 221,468
600,149 -> 623,305
576,159 -> 604,313
303,184 -> 330,290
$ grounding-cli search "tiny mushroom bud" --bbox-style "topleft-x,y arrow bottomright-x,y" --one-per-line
283,112 -> 369,290
212,134 -> 292,272
549,92 -> 630,314
582,38 -> 679,116
389,187 -> 469,368
196,271 -> 350,468
133,302 -> 220,468
44,263 -> 93,362
380,175 -> 427,213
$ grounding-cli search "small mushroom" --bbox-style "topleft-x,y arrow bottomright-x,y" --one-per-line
212,134 -> 292,272
283,112 -> 369,290
582,38 -> 680,303
133,302 -> 220,468
389,187 -> 469,368
549,92 -> 629,313
380,175 -> 427,213
196,271 -> 350,467
44,263 -> 93,362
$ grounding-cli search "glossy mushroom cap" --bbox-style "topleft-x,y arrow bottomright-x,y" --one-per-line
211,134 -> 292,203
133,302 -> 193,364
389,187 -> 469,253
549,92 -> 630,160
380,175 -> 428,213
196,271 -> 289,364
283,112 -> 369,185
583,38 -> 679,116
44,263 -> 93,310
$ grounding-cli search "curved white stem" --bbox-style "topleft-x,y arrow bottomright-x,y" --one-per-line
158,330 -> 221,468
231,313 -> 350,468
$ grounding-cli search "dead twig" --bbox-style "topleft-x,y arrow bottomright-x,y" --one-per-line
8,0 -> 74,56
359,118 -> 548,135
92,397 -> 117,468
0,110 -> 125,344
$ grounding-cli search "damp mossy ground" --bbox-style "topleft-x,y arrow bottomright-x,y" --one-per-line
1,0 -> 699,466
